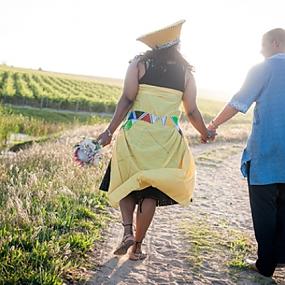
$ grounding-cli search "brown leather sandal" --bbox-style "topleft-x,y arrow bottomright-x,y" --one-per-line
113,224 -> 134,255
129,241 -> 147,261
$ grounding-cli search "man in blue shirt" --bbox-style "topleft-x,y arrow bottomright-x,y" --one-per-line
207,28 -> 285,277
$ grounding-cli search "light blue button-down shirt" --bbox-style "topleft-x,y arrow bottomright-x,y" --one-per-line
229,53 -> 285,185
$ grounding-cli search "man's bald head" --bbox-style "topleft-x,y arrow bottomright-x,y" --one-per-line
261,28 -> 285,58
264,28 -> 285,46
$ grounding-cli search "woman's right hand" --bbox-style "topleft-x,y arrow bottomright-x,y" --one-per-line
200,129 -> 217,143
97,129 -> 113,147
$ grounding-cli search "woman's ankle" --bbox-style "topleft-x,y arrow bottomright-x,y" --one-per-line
132,241 -> 143,253
122,223 -> 133,236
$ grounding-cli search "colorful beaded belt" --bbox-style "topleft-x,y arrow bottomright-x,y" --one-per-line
123,110 -> 180,131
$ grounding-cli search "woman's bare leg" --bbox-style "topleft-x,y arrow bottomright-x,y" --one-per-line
119,194 -> 136,228
113,195 -> 136,255
129,198 -> 156,260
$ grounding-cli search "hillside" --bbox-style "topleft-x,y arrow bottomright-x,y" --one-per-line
0,65 -> 121,113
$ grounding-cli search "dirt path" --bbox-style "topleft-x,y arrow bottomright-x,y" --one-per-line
87,142 -> 285,285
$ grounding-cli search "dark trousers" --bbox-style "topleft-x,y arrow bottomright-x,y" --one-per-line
248,168 -> 285,277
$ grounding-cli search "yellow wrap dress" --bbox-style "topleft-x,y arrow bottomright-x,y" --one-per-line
105,83 -> 196,208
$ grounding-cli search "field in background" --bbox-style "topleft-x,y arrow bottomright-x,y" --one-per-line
0,65 -> 121,113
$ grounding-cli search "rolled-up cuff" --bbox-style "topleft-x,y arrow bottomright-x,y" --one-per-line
228,100 -> 248,114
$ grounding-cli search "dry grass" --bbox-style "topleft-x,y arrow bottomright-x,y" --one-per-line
0,125 -> 112,284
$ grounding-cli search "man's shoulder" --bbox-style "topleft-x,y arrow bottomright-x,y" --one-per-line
247,61 -> 269,79
250,61 -> 267,71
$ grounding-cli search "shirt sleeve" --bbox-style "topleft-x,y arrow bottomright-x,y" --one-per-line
229,63 -> 268,113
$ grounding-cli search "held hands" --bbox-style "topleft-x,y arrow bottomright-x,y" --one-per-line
96,128 -> 113,147
200,129 -> 217,143
200,120 -> 218,143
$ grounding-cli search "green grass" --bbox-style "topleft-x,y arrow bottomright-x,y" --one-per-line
0,131 -> 111,284
181,216 -> 254,278
0,104 -> 110,149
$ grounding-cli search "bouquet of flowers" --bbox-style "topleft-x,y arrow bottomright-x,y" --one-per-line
73,138 -> 102,166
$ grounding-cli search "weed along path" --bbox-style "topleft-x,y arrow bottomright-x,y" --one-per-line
89,142 -> 285,285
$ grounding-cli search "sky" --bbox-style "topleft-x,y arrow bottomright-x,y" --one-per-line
1,0 -> 285,99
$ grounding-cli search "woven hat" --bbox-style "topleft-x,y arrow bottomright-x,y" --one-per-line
136,20 -> 185,49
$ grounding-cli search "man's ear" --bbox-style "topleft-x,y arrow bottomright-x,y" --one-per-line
273,40 -> 280,48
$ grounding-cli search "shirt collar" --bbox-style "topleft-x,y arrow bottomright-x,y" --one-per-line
268,52 -> 285,59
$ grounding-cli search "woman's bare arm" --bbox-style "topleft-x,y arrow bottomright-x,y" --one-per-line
97,59 -> 140,146
182,72 -> 209,141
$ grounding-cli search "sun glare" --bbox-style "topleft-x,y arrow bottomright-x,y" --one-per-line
0,0 -> 285,100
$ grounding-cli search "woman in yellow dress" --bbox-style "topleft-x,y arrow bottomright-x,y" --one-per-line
97,20 -> 213,260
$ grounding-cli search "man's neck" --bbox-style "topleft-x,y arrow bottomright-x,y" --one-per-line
273,48 -> 285,55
